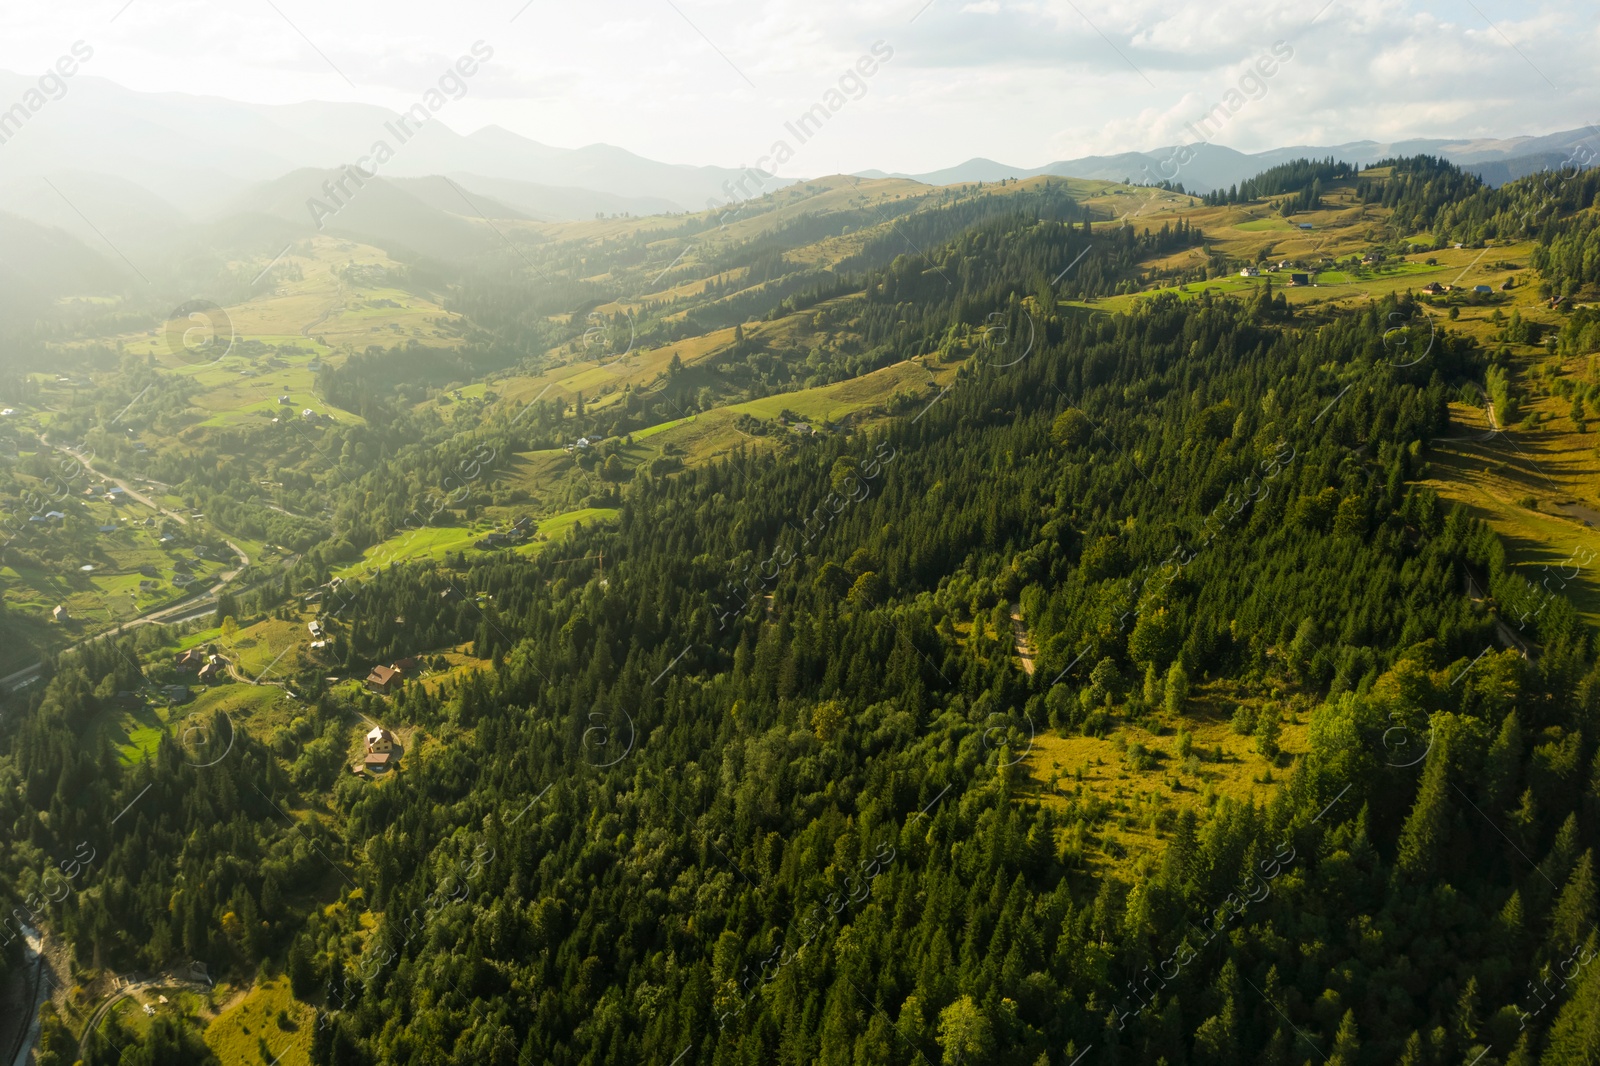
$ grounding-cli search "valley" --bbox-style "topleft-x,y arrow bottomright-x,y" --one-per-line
4,150 -> 1600,1066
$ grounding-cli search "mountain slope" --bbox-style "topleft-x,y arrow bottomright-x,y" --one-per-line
219,167 -> 496,261
446,172 -> 681,221
0,171 -> 188,250
0,211 -> 119,304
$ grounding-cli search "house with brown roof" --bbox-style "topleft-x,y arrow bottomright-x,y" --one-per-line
365,665 -> 400,694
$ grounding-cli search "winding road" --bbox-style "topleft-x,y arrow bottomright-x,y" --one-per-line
77,973 -> 210,1050
0,440 -> 253,694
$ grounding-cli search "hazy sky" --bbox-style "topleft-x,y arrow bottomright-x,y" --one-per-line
2,0 -> 1596,174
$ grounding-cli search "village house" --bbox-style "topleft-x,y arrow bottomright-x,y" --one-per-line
52,605 -> 69,622
364,725 -> 400,772
365,664 -> 400,694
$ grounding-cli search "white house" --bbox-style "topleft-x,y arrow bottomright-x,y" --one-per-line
364,726 -> 399,772
366,726 -> 395,753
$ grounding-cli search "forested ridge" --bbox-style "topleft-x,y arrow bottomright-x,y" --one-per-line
4,160 -> 1600,1066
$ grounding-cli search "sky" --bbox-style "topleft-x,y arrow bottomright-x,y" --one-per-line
0,0 -> 1596,176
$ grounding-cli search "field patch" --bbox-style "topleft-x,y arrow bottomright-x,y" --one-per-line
1019,682 -> 1309,872
1235,217 -> 1294,232
333,505 -> 619,579
202,976 -> 314,1066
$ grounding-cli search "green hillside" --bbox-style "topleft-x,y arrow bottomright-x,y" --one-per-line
5,155 -> 1600,1066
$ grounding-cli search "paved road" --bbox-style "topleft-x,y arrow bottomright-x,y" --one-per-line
42,437 -> 251,571
0,598 -> 233,694
1,441 -> 253,694
43,437 -> 187,524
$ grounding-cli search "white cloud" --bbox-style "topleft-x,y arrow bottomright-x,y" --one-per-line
0,0 -> 1593,174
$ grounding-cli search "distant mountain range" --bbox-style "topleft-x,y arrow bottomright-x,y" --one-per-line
857,127 -> 1598,192
0,70 -> 769,222
0,67 -> 1594,286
